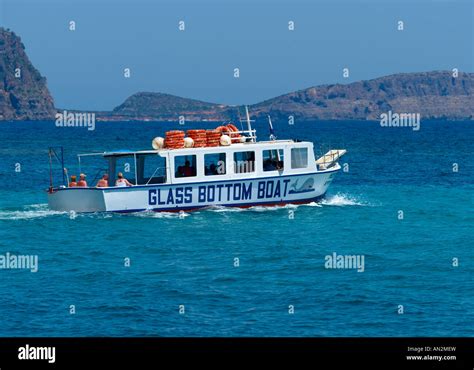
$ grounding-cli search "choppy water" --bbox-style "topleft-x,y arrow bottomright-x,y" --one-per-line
0,120 -> 472,336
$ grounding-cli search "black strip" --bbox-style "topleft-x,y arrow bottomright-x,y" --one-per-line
0,338 -> 472,368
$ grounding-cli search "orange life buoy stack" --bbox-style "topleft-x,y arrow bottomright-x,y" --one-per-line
206,129 -> 221,147
226,123 -> 241,143
186,129 -> 207,148
164,130 -> 185,149
162,123 -> 243,149
215,125 -> 230,135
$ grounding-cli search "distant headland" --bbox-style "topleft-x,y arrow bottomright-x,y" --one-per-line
0,27 -> 472,122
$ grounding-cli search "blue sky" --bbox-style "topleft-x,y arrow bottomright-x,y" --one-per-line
1,0 -> 472,110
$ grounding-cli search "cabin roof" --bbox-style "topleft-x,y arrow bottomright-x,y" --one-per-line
78,139 -> 309,158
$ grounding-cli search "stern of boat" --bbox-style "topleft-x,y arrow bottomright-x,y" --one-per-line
47,188 -> 107,212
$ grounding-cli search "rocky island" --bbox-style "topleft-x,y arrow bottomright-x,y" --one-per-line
106,92 -> 231,122
100,71 -> 473,122
0,28 -> 55,120
249,71 -> 473,121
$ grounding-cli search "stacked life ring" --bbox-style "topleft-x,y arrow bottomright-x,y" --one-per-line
164,125 -> 242,149
226,123 -> 241,143
206,129 -> 221,147
186,129 -> 207,148
164,130 -> 185,149
215,125 -> 230,136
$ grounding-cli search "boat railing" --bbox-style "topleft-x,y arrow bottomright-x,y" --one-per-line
48,147 -> 67,191
234,128 -> 257,143
315,149 -> 346,171
238,106 -> 257,143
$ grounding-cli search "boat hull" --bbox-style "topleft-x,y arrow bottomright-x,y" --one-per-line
48,169 -> 339,213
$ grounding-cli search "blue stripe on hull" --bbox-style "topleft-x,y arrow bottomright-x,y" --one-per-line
114,193 -> 327,213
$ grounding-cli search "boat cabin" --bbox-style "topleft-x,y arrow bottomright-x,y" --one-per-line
78,140 -> 321,187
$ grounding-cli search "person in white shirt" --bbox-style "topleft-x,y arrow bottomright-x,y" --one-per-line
115,172 -> 133,187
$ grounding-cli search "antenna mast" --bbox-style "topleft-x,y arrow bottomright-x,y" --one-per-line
244,106 -> 256,143
268,115 -> 276,141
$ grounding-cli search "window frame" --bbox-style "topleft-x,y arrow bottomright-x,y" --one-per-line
204,152 -> 227,177
233,151 -> 256,174
262,148 -> 284,172
138,154 -> 167,185
290,147 -> 309,169
173,154 -> 197,179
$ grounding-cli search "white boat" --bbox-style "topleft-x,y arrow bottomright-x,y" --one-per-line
47,108 -> 346,213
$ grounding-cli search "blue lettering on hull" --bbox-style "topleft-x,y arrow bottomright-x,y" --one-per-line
148,179 -> 297,206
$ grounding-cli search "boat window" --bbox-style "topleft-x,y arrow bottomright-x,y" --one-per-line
204,153 -> 226,176
262,149 -> 284,171
114,155 -> 136,184
233,151 -> 255,173
139,155 -> 167,185
291,148 -> 308,169
174,155 -> 197,178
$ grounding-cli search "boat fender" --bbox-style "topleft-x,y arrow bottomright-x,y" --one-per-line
220,135 -> 231,146
184,137 -> 194,148
152,137 -> 165,150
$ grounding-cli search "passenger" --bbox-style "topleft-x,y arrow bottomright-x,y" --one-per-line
209,163 -> 218,175
205,163 -> 217,176
176,166 -> 184,178
263,159 -> 276,171
69,175 -> 77,187
182,160 -> 194,177
77,173 -> 88,187
96,174 -> 109,188
115,172 -> 133,187
263,159 -> 270,170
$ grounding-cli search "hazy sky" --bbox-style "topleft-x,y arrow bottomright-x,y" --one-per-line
1,0 -> 472,110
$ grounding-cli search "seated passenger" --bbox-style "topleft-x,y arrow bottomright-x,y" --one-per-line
263,159 -> 276,171
209,163 -> 218,175
205,163 -> 218,175
77,173 -> 88,187
69,175 -> 77,187
182,160 -> 195,177
116,172 -> 133,187
96,174 -> 109,187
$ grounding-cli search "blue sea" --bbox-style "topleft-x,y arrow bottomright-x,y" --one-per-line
0,120 -> 472,337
